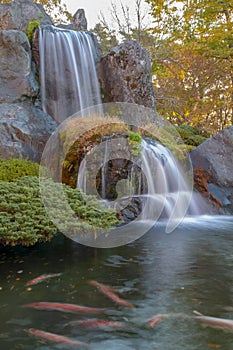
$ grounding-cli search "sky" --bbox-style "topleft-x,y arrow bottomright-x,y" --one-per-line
64,0 -> 149,30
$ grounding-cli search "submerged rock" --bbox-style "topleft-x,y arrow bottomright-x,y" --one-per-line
97,41 -> 155,109
190,126 -> 233,214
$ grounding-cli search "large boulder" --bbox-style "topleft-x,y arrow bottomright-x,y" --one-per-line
0,0 -> 53,32
0,103 -> 57,162
97,41 -> 155,109
190,126 -> 233,214
0,30 -> 38,103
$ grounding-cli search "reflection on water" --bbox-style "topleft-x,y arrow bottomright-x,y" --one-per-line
0,216 -> 232,349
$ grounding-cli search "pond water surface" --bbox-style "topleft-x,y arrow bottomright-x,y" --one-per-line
0,215 -> 233,349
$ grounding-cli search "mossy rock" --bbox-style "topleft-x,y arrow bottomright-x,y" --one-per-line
26,20 -> 40,43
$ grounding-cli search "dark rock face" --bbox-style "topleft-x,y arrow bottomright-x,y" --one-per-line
190,126 -> 233,214
0,103 -> 57,162
0,30 -> 38,103
97,41 -> 155,109
0,0 -> 53,31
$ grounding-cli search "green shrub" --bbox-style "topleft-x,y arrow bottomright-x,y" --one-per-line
0,158 -> 39,182
175,125 -> 209,147
0,176 -> 118,246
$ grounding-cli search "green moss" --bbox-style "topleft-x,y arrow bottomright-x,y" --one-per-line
128,131 -> 142,156
0,158 -> 39,182
0,176 -> 118,246
26,20 -> 40,43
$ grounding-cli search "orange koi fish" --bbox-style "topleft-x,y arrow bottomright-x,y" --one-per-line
147,314 -> 170,328
23,302 -> 106,314
25,328 -> 88,346
25,273 -> 62,286
147,313 -> 188,328
68,319 -> 126,328
89,280 -> 135,309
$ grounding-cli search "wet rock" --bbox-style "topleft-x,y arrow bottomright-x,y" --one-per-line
190,126 -> 233,214
0,30 -> 38,103
0,103 -> 57,162
97,41 -> 155,109
0,0 -> 53,32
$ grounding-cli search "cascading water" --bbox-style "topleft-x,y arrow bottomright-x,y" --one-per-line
139,139 -> 200,221
76,137 -> 202,229
39,25 -> 102,122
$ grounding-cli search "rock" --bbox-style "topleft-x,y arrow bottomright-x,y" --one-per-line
97,41 -> 155,109
0,30 -> 38,103
57,9 -> 87,31
190,126 -> 233,214
0,103 -> 57,162
0,0 -> 53,32
73,9 -> 87,30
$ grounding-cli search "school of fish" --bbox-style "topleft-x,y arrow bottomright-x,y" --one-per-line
22,274 -> 233,346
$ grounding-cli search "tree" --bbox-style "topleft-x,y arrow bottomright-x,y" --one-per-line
147,0 -> 233,131
91,23 -> 118,56
97,0 -> 154,48
149,0 -> 233,56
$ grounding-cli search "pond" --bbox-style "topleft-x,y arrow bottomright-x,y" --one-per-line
0,215 -> 233,349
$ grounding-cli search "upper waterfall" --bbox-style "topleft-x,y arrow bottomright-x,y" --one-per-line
39,25 -> 102,123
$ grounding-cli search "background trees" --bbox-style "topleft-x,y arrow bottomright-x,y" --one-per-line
93,0 -> 233,132
146,0 -> 233,132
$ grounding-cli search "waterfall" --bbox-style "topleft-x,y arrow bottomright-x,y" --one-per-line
139,139 -> 200,222
76,137 -> 202,228
39,25 -> 102,123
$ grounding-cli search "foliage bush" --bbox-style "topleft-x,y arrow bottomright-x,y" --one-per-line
0,158 -> 40,182
0,176 -> 118,246
175,125 -> 210,147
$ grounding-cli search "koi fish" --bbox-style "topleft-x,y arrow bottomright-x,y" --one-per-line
192,315 -> 233,332
22,302 -> 106,314
147,313 -> 189,328
24,328 -> 88,346
89,280 -> 135,309
147,314 -> 168,328
25,273 -> 62,286
67,319 -> 126,328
